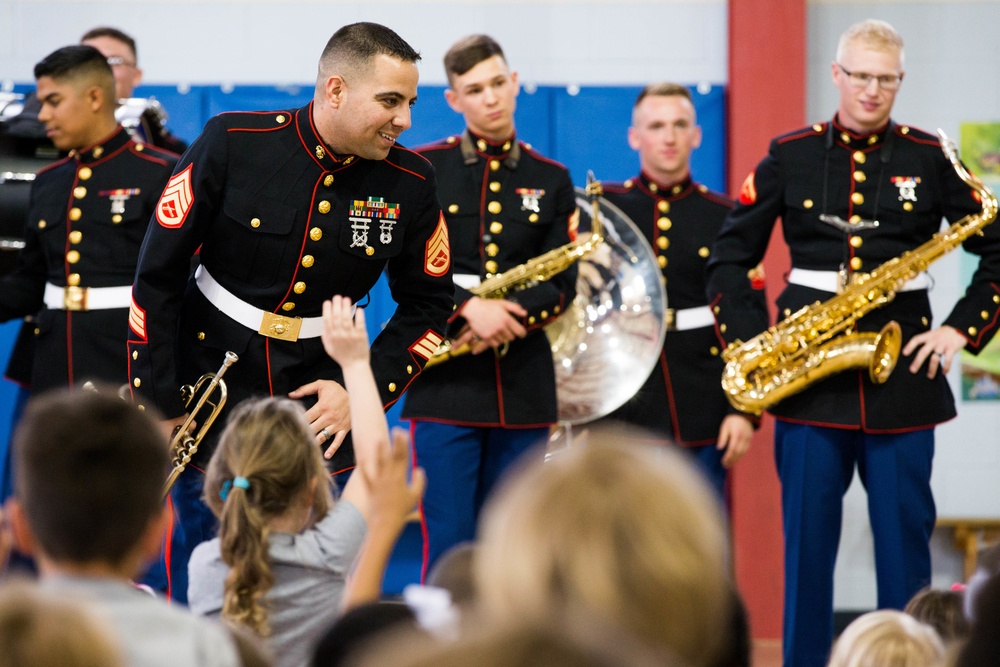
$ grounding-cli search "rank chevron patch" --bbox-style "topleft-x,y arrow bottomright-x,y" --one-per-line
424,212 -> 451,277
156,164 -> 194,228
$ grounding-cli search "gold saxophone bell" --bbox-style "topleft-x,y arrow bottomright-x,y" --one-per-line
722,129 -> 999,415
162,351 -> 239,498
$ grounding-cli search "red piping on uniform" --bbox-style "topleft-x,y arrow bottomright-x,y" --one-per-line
395,145 -> 434,168
411,421 -> 432,584
65,312 -> 73,386
276,178 -> 321,312
660,351 -> 684,444
478,163 -> 489,265
494,352 -> 507,426
164,493 -> 176,601
521,144 -> 568,170
411,416 -> 553,429
777,127 -> 822,145
385,158 -> 426,181
265,338 -> 274,396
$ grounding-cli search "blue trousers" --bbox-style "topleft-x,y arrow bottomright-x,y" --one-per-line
774,421 -> 935,667
411,421 -> 548,580
686,443 -> 728,509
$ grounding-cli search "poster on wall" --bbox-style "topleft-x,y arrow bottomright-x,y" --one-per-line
959,123 -> 1000,401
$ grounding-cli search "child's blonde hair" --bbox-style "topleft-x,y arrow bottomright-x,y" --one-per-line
203,397 -> 334,635
828,610 -> 945,667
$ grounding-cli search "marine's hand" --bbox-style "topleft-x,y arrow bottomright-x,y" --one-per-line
454,297 -> 528,354
321,296 -> 370,368
903,325 -> 967,379
717,414 -> 754,468
289,380 -> 351,456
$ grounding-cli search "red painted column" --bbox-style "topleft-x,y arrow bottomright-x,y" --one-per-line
727,0 -> 806,641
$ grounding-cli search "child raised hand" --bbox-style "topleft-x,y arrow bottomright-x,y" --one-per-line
322,295 -> 370,370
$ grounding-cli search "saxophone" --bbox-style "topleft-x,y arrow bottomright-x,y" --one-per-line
722,130 -> 998,416
423,175 -> 605,368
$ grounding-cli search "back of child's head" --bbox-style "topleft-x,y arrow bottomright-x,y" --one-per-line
13,386 -> 168,569
904,587 -> 970,644
827,610 -> 945,667
204,397 -> 333,635
426,542 -> 478,606
0,580 -> 124,667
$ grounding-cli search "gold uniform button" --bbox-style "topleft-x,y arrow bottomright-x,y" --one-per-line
903,202 -> 913,212
672,185 -> 682,195
132,350 -> 138,360
310,228 -> 323,242
485,260 -> 498,273
657,255 -> 667,268
92,146 -> 103,158
318,200 -> 331,214
69,207 -> 82,221
447,136 -> 457,144
134,144 -> 144,152
657,217 -> 671,231
448,204 -> 459,214
968,326 -> 978,335
137,404 -> 145,411
34,328 -> 40,335
982,311 -> 991,320
540,310 -> 548,319
840,132 -> 851,143
488,201 -> 502,214
197,332 -> 206,341
850,257 -> 863,270
710,346 -> 719,356
529,213 -> 539,223
133,378 -> 141,387
302,255 -> 315,268
406,365 -> 413,374
476,139 -> 487,151
78,167 -> 92,180
503,141 -> 511,151
344,156 -> 354,164
648,183 -> 659,193
250,217 -> 261,228
900,126 -> 910,135
486,243 -> 499,257
528,316 -> 536,325
490,222 -> 503,234
803,199 -> 814,209
74,186 -> 87,199
851,192 -> 864,205
921,317 -> 928,326
720,323 -> 727,333
324,175 -> 334,187
698,247 -> 710,258
69,230 -> 82,244
813,124 -> 823,132
388,382 -> 397,393
850,235 -> 863,248
623,179 -> 633,189
849,215 -> 861,224
276,114 -> 286,124
853,170 -> 866,183
489,160 -> 500,171
657,237 -> 669,250
490,181 -> 501,193
867,135 -> 878,145
994,295 -> 1000,303
67,273 -> 80,286
282,302 -> 296,312
66,250 -> 80,264
365,246 -> 374,256
294,282 -> 306,294
554,305 -> 560,314
853,151 -> 866,164
38,219 -> 46,229
658,200 -> 670,213
315,145 -> 325,159
112,214 -> 122,223
713,305 -> 721,314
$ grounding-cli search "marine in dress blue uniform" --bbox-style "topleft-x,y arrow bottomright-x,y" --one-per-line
706,20 -> 1000,667
400,36 -> 577,577
127,24 -> 454,602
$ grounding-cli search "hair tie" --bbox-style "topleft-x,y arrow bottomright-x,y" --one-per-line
220,476 -> 250,501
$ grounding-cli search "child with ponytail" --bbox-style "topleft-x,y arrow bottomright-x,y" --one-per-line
187,296 -> 426,667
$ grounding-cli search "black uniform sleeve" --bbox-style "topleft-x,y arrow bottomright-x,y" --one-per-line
373,171 -> 455,408
128,117 -> 228,417
705,144 -> 783,346
0,193 -> 47,321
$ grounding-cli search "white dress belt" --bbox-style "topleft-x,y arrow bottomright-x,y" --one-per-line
43,283 -> 132,311
787,268 -> 930,294
666,305 -> 715,332
195,265 -> 324,340
453,273 -> 482,290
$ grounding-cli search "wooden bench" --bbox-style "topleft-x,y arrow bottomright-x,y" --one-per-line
936,517 -> 1000,580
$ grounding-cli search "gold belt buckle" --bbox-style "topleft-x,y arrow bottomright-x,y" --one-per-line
664,308 -> 676,332
64,286 -> 89,311
258,312 -> 302,342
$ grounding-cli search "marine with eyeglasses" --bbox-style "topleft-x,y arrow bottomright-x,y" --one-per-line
706,19 -> 1000,667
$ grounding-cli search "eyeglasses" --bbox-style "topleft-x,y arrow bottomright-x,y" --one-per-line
836,64 -> 903,91
106,56 -> 137,68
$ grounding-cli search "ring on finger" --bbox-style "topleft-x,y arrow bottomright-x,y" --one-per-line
319,427 -> 331,440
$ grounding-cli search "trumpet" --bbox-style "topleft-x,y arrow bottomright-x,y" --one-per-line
163,351 -> 239,498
